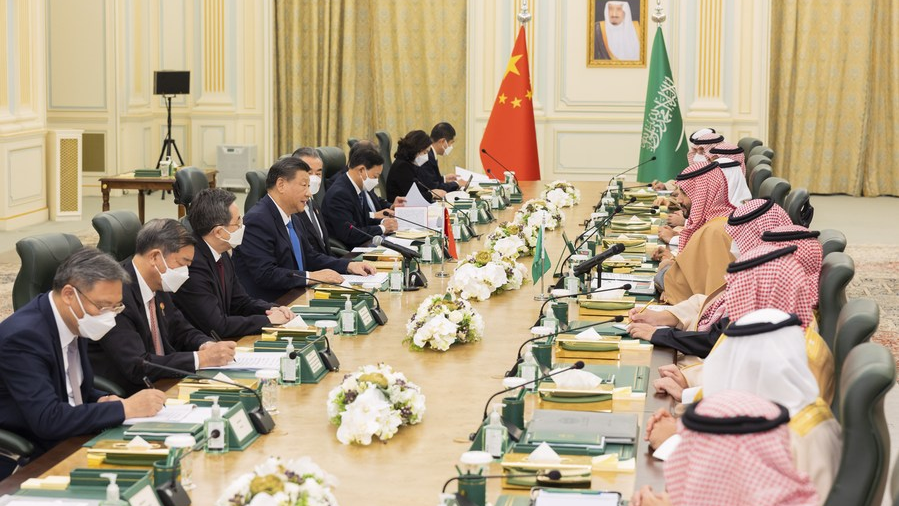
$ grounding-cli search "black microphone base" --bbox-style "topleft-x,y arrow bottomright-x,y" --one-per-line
249,408 -> 276,435
319,349 -> 341,372
370,307 -> 388,326
156,482 -> 191,506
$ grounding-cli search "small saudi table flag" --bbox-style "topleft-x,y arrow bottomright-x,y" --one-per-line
532,226 -> 551,283
638,28 -> 688,183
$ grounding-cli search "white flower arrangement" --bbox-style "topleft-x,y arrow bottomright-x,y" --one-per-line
446,250 -> 529,301
540,180 -> 581,208
513,199 -> 565,233
404,294 -> 485,352
216,456 -> 338,506
326,363 -> 425,445
485,221 -> 531,259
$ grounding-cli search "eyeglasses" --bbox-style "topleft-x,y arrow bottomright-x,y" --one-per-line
75,287 -> 125,315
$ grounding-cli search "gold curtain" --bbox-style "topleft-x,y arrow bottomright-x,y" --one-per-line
274,0 -> 467,166
769,0 -> 899,196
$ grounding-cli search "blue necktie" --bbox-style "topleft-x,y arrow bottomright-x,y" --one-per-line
359,191 -> 367,213
286,220 -> 305,271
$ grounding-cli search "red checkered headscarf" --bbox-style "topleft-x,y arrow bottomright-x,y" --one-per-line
675,161 -> 736,249
762,225 -> 823,306
725,198 -> 793,254
688,129 -> 725,163
710,142 -> 746,174
665,390 -> 819,506
724,243 -> 814,327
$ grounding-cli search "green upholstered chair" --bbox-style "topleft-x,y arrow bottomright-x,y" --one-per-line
316,146 -> 347,190
374,130 -> 392,197
0,429 -> 34,475
329,237 -> 350,257
784,188 -> 814,227
749,165 -> 772,198
831,298 -> 880,420
92,210 -> 141,262
244,170 -> 268,213
758,176 -> 791,206
749,145 -> 775,160
179,215 -> 193,233
824,342 -> 895,506
746,154 -> 772,174
819,229 -> 847,257
347,137 -> 359,149
172,167 -> 209,213
738,137 -> 763,157
93,375 -> 129,398
12,233 -> 83,311
817,252 -> 855,350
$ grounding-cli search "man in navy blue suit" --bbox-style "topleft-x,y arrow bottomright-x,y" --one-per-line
233,156 -> 377,302
323,146 -> 399,249
0,248 -> 166,479
173,188 -> 295,339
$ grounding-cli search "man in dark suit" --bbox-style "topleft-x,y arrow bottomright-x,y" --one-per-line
323,146 -> 399,249
173,189 -> 295,339
419,122 -> 461,193
233,157 -> 377,302
89,219 -> 237,395
0,248 -> 165,478
292,147 -> 335,256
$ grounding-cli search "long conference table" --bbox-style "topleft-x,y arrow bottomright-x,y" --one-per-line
0,181 -> 674,505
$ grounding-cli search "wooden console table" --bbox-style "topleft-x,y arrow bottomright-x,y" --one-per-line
99,169 -> 217,223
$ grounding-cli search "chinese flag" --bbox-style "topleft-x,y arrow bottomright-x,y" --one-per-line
479,26 -> 541,181
443,207 -> 458,259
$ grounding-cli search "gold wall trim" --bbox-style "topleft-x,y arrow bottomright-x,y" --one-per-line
697,0 -> 722,98
204,0 -> 225,93
0,206 -> 48,221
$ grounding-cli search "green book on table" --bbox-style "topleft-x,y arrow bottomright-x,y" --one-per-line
524,409 -> 638,447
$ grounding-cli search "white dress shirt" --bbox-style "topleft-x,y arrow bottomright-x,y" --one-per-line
347,173 -> 385,233
132,261 -> 199,368
48,294 -> 81,407
271,197 -> 308,279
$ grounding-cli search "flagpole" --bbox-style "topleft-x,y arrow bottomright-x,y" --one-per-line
435,203 -> 450,278
534,214 -> 550,301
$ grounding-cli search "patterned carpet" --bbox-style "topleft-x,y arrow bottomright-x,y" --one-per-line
0,234 -> 895,367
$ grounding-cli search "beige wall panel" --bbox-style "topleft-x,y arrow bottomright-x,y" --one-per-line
197,124 -> 227,167
47,0 -> 106,109
0,0 -> 8,114
7,143 -> 44,206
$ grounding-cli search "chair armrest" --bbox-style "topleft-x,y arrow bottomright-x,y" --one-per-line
94,375 -> 128,398
0,429 -> 34,460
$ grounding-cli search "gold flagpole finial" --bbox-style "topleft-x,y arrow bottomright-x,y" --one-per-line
517,0 -> 532,24
652,0 -> 667,24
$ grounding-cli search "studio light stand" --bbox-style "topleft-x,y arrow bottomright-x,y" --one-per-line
156,95 -> 184,168
153,70 -> 190,169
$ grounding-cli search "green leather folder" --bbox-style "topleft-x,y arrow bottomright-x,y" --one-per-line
123,422 -> 203,441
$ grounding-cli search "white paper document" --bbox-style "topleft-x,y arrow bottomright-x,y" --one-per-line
534,490 -> 620,506
199,352 -> 281,371
123,404 -> 201,425
455,166 -> 493,183
403,183 -> 431,207
395,206 -> 429,231
342,272 -> 388,286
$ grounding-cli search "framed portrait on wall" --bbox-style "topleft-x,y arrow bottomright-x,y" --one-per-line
587,0 -> 647,67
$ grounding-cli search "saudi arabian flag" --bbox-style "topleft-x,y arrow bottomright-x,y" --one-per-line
638,28 -> 688,183
532,226 -> 551,283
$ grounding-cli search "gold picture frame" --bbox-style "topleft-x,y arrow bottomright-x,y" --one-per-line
587,0 -> 647,67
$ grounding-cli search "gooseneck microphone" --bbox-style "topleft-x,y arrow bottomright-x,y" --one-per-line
412,178 -> 453,206
346,223 -> 420,258
142,361 -> 275,434
594,156 -> 656,210
442,470 -> 563,497
533,285 -> 632,327
509,317 -> 625,377
573,243 -> 626,277
291,273 -> 388,326
480,148 -> 521,187
469,361 -> 585,441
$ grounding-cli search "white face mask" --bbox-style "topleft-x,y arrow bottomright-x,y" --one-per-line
414,153 -> 429,167
362,174 -> 380,192
221,224 -> 245,248
309,175 -> 322,195
155,256 -> 190,293
729,240 -> 741,258
69,291 -> 118,341
442,142 -> 454,156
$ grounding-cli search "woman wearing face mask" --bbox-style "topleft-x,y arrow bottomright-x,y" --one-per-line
386,129 -> 448,204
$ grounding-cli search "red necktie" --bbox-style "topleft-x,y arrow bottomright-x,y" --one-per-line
148,297 -> 163,355
216,258 -> 226,293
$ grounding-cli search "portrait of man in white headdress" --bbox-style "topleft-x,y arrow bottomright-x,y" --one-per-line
589,0 -> 645,67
